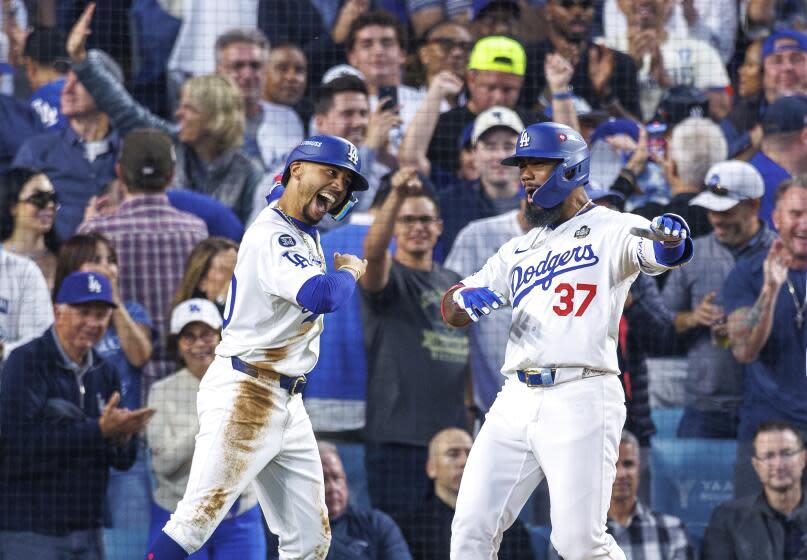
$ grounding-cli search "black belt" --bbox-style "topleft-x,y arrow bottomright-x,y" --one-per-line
517,369 -> 556,387
230,356 -> 307,395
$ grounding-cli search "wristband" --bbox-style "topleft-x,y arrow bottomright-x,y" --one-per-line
552,91 -> 574,100
441,284 -> 471,328
338,265 -> 363,281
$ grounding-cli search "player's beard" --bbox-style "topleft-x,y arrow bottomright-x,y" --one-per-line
525,201 -> 565,228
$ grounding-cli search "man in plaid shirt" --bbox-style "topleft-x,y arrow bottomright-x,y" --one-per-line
79,128 -> 209,397
605,430 -> 693,560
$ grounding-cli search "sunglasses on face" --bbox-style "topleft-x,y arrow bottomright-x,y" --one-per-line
20,191 -> 59,210
427,37 -> 475,53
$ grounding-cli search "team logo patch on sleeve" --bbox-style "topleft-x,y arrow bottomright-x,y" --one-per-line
278,234 -> 296,247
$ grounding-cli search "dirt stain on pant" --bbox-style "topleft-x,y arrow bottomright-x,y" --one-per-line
313,503 -> 331,560
191,377 -> 274,529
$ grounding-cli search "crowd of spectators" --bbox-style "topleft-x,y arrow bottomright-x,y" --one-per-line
2,0 -> 807,558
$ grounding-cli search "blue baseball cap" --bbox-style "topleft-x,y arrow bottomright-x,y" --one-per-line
762,95 -> 807,134
56,272 -> 117,307
762,29 -> 807,60
589,118 -> 640,145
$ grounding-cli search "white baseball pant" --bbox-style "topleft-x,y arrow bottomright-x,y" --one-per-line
163,356 -> 330,559
451,374 -> 627,560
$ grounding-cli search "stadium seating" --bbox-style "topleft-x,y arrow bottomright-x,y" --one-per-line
650,407 -> 685,439
651,437 -> 737,552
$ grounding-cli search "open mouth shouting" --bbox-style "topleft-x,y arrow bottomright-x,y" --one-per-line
315,191 -> 338,215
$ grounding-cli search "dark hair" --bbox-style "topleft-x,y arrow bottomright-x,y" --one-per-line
24,27 -> 69,69
0,167 -> 60,253
346,11 -> 407,54
53,233 -> 117,302
752,420 -> 806,456
314,76 -> 369,116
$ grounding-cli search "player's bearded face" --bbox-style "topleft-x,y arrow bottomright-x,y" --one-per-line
525,200 -> 565,228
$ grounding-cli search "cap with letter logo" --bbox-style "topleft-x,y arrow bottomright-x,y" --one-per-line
170,298 -> 223,334
55,272 -> 117,307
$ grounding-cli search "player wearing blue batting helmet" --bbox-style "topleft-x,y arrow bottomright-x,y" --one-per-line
280,135 -> 369,221
501,122 -> 590,209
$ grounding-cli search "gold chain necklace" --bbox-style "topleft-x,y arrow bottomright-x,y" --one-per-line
275,207 -> 326,272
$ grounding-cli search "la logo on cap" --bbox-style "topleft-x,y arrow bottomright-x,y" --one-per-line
190,303 -> 201,313
519,130 -> 531,148
87,274 -> 102,294
347,144 -> 358,165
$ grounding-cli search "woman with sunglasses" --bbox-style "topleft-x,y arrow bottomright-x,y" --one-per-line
1,168 -> 60,289
147,299 -> 266,559
53,233 -> 155,558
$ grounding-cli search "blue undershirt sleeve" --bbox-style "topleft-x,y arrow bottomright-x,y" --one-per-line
295,270 -> 357,314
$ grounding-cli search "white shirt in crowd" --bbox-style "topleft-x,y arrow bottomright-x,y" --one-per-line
605,34 -> 729,121
602,0 -> 737,63
167,0 -> 258,77
0,248 -> 54,362
147,367 -> 258,515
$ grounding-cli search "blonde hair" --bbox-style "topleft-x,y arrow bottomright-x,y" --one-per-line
182,75 -> 245,153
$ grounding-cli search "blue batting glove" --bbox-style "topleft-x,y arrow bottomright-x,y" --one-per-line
650,213 -> 690,246
453,287 -> 506,322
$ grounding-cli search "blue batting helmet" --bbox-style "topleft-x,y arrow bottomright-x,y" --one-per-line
501,122 -> 590,208
280,135 -> 369,221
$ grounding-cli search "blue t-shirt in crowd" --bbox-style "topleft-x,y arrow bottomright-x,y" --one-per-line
0,94 -> 43,174
723,248 -> 807,440
305,223 -> 370,404
749,151 -> 791,229
29,79 -> 66,130
94,301 -> 154,410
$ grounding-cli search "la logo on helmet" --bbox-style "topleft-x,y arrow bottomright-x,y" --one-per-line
519,130 -> 531,148
347,144 -> 359,165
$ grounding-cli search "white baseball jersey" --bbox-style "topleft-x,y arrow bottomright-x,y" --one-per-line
460,205 -> 679,375
216,206 -> 325,375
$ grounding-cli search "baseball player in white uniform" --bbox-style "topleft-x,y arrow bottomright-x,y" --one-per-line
440,122 -> 694,560
145,135 -> 369,560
